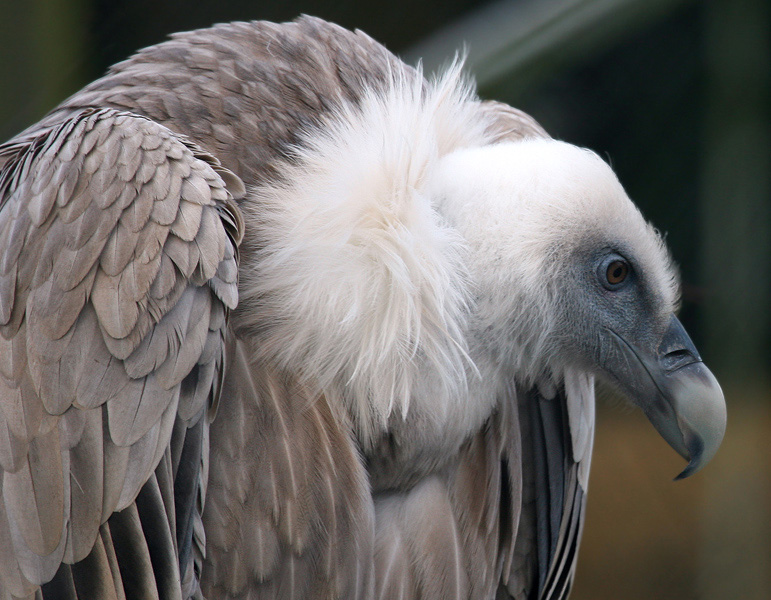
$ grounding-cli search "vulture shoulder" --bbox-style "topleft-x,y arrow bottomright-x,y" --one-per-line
45,17 -> 410,187
0,107 -> 243,598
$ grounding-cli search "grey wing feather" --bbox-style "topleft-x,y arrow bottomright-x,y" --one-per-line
478,100 -> 550,143
200,335 -> 375,600
502,379 -> 594,600
32,19 -> 409,600
0,107 -> 244,598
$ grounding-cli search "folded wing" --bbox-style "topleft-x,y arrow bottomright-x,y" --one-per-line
0,108 -> 243,598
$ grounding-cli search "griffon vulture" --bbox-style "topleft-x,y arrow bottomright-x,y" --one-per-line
0,16 -> 726,600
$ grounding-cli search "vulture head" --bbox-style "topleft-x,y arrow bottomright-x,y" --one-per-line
430,137 -> 726,478
242,66 -> 725,482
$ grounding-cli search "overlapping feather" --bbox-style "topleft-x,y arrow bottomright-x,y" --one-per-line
0,107 -> 243,598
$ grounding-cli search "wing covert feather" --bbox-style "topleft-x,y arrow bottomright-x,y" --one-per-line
478,100 -> 549,143
0,107 -> 243,598
201,336 -> 375,600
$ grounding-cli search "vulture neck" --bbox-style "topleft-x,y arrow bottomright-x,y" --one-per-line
237,76 -> 633,451
235,66 -> 502,449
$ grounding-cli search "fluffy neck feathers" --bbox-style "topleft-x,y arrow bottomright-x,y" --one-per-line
235,66 -> 493,444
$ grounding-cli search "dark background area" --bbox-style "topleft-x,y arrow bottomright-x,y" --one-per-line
0,0 -> 769,598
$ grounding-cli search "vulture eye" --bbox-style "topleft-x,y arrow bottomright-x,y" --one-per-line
598,255 -> 632,290
606,260 -> 629,285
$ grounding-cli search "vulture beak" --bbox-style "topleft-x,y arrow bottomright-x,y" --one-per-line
607,316 -> 727,479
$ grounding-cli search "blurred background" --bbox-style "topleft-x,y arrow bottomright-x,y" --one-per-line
0,0 -> 768,598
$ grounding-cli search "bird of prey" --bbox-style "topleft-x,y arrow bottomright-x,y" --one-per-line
0,16 -> 726,600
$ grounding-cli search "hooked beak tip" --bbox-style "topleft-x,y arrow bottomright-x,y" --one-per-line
674,439 -> 704,481
669,365 -> 726,480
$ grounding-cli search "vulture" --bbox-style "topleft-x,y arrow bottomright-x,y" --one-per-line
0,16 -> 726,600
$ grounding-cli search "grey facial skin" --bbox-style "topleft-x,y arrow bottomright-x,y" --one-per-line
562,244 -> 727,480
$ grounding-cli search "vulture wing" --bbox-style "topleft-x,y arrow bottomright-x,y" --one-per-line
502,372 -> 595,600
200,337 -> 375,600
45,18 -> 408,188
0,107 -> 243,598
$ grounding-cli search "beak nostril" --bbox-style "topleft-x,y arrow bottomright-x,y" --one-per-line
661,348 -> 700,373
658,316 -> 701,365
